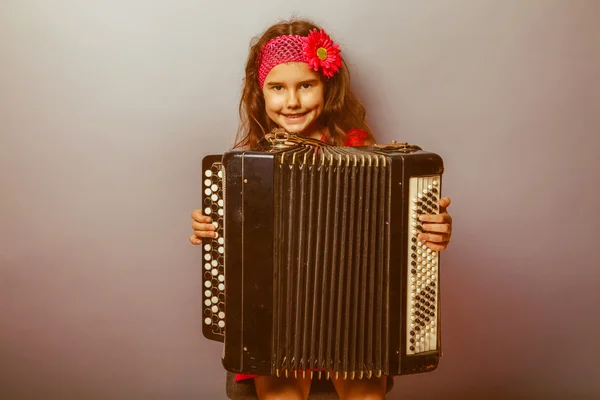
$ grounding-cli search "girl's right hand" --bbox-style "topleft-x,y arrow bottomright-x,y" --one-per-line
189,209 -> 216,245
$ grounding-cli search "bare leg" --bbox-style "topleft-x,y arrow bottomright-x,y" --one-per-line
254,375 -> 312,400
331,375 -> 387,400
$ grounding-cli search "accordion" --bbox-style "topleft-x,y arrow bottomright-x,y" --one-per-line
200,132 -> 444,380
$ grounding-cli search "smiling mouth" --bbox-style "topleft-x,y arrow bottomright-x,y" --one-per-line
282,112 -> 308,118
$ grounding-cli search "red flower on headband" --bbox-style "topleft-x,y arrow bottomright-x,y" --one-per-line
304,29 -> 342,78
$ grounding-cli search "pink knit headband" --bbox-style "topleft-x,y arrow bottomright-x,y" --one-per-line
257,29 -> 343,88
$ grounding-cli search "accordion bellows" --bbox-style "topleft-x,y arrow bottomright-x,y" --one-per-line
201,133 -> 444,380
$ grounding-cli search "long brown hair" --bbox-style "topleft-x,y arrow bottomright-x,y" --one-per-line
234,17 -> 374,148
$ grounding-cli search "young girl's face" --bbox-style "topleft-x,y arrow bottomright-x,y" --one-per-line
262,62 -> 325,138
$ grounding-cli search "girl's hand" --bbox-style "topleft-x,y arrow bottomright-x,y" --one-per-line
189,209 -> 216,245
417,197 -> 453,252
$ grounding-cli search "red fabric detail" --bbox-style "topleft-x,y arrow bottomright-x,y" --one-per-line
317,128 -> 369,147
258,35 -> 307,88
234,128 -> 370,383
343,128 -> 369,147
235,373 -> 257,382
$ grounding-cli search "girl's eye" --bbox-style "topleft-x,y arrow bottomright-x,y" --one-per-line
300,83 -> 312,89
272,85 -> 283,91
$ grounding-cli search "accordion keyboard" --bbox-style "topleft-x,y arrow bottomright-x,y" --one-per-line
201,160 -> 226,341
406,176 -> 441,355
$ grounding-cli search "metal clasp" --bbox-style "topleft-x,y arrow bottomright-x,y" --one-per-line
374,140 -> 422,153
265,128 -> 294,149
265,129 -> 330,149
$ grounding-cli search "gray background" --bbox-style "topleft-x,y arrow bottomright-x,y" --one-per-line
1,0 -> 599,399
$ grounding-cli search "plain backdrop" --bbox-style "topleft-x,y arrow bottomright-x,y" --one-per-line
1,0 -> 599,399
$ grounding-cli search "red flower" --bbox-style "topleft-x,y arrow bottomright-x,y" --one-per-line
303,29 -> 342,78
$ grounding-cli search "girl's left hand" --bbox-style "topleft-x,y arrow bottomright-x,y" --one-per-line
417,197 -> 453,252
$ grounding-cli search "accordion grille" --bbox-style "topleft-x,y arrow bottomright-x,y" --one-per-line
273,148 -> 390,379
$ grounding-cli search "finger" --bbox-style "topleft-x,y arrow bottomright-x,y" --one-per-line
418,232 -> 449,243
191,209 -> 213,223
439,197 -> 451,212
418,213 -> 451,224
421,223 -> 451,234
192,221 -> 216,231
422,241 -> 448,252
194,215 -> 213,224
189,234 -> 202,245
194,230 -> 217,239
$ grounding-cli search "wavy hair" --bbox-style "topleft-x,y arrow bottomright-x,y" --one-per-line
234,18 -> 374,148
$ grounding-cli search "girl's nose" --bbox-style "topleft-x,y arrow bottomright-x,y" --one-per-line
286,91 -> 300,109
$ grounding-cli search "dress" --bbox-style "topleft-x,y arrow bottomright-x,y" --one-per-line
235,128 -> 370,382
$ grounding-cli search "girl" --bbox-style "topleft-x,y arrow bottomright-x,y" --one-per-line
190,18 -> 453,400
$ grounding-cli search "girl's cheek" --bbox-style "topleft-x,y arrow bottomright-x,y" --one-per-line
265,94 -> 283,109
302,93 -> 322,108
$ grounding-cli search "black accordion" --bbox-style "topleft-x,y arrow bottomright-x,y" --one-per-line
200,132 -> 444,380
